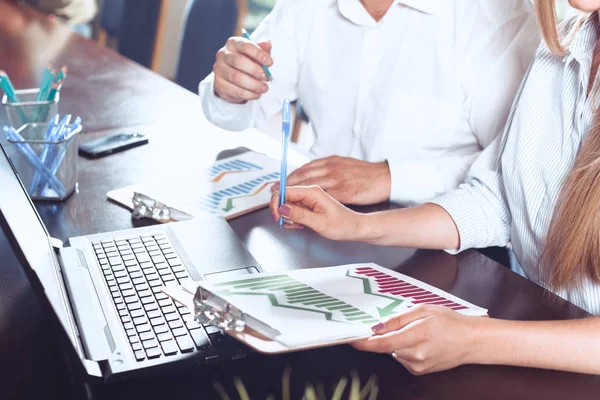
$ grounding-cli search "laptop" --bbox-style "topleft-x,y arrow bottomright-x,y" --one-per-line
0,143 -> 265,382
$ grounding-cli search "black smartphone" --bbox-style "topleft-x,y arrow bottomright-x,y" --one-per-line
79,132 -> 148,159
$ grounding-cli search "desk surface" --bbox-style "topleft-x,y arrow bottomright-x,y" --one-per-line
0,3 -> 599,399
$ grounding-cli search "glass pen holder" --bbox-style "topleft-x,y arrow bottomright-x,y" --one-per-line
6,122 -> 80,201
2,88 -> 60,128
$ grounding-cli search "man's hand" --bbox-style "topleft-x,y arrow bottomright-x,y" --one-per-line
213,36 -> 273,104
272,156 -> 391,205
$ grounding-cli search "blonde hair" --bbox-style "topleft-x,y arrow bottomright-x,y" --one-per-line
536,0 -> 600,291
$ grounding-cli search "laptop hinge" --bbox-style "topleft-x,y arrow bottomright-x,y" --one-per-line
54,246 -> 105,380
83,359 -> 102,379
50,237 -> 64,250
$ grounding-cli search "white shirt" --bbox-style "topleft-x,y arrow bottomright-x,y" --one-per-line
199,0 -> 539,205
433,14 -> 600,315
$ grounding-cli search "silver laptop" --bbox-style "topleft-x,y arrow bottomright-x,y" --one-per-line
0,143 -> 264,382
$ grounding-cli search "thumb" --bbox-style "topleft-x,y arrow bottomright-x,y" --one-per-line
279,203 -> 320,229
370,305 -> 437,334
258,40 -> 272,54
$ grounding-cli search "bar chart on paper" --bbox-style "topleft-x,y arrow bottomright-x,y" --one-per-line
107,151 -> 286,221
195,152 -> 282,219
192,263 -> 488,349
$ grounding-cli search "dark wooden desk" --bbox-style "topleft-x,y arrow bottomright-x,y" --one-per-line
0,3 -> 599,399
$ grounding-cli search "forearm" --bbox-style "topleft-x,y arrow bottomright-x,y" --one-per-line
356,203 -> 460,250
472,316 -> 600,374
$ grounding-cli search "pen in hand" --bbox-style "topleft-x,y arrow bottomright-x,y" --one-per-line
241,28 -> 274,82
279,99 -> 291,227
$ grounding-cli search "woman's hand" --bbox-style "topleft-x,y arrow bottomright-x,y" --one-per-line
351,305 -> 485,375
269,185 -> 367,241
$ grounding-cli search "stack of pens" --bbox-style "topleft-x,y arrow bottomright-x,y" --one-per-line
36,64 -> 68,102
2,114 -> 82,200
0,64 -> 67,125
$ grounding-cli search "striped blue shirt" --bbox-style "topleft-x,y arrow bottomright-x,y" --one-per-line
432,14 -> 600,315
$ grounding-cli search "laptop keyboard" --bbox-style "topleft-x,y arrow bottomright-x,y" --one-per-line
92,233 -> 227,362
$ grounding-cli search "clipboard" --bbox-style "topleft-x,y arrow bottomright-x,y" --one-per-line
107,150 -> 294,223
162,283 -> 372,354
162,263 -> 488,354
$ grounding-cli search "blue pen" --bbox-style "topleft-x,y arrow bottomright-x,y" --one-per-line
29,114 -> 59,193
30,114 -> 70,194
3,126 -> 65,194
241,28 -> 273,82
279,99 -> 291,227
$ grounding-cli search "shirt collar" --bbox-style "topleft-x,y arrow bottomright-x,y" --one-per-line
327,0 -> 442,18
565,12 -> 599,65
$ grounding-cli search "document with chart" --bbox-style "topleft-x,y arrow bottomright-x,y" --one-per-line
163,263 -> 488,353
107,151 -> 286,221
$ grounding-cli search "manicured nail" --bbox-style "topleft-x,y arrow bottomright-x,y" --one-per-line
272,214 -> 278,223
296,224 -> 305,230
371,323 -> 384,332
279,205 -> 291,216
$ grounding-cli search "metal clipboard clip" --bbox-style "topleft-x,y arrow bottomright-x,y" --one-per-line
185,282 -> 281,340
192,285 -> 247,333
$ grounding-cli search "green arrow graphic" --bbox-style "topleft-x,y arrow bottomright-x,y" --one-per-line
222,198 -> 235,212
217,290 -> 345,322
345,270 -> 405,318
376,300 -> 403,317
221,182 -> 273,213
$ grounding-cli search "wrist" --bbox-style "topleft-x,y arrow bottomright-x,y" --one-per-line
376,161 -> 391,202
213,86 -> 247,105
464,316 -> 503,366
354,212 -> 380,243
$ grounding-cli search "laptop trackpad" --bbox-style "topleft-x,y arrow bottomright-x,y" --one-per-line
204,267 -> 259,281
168,217 -> 260,276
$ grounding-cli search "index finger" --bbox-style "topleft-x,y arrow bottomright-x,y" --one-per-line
351,325 -> 421,354
233,39 -> 273,66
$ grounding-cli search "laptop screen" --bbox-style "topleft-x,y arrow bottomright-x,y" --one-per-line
0,144 -> 81,356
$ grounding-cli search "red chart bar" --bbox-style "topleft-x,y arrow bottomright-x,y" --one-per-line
356,269 -> 469,312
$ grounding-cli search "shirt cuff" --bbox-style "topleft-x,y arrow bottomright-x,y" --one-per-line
199,76 -> 251,130
429,189 -> 483,255
387,158 -> 440,206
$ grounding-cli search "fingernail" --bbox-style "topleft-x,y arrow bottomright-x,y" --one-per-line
261,73 -> 267,80
272,214 -> 278,223
296,224 -> 305,230
279,205 -> 291,216
371,323 -> 384,332
262,84 -> 268,93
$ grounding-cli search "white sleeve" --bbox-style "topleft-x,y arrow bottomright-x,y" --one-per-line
199,0 -> 302,131
461,0 -> 539,155
388,0 -> 539,205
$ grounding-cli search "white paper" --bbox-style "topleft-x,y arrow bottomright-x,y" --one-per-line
197,263 -> 488,348
107,151 -> 289,220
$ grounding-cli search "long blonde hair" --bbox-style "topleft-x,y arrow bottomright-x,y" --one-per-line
537,0 -> 600,291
